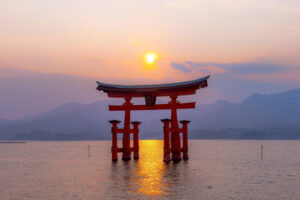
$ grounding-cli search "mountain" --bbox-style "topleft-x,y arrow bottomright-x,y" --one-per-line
0,89 -> 299,140
191,89 -> 300,130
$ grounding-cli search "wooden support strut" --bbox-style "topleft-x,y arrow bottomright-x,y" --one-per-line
131,121 -> 141,159
109,120 -> 121,161
109,119 -> 142,161
180,120 -> 190,160
161,119 -> 172,162
109,102 -> 195,111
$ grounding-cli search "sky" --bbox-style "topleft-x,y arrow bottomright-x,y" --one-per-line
0,0 -> 300,119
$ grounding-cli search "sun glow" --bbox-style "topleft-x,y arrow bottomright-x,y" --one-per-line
145,53 -> 157,64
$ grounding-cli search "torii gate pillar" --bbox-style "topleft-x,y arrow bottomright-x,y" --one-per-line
122,97 -> 132,160
170,96 -> 182,161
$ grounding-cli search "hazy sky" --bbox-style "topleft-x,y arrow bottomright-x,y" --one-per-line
1,0 -> 300,119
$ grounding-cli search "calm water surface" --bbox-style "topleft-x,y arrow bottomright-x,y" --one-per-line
0,140 -> 299,200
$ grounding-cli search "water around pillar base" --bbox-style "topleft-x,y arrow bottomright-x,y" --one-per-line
122,153 -> 131,161
163,154 -> 171,162
134,152 -> 139,160
172,153 -> 182,161
183,152 -> 189,160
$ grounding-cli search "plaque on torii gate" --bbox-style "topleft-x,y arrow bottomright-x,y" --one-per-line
96,76 -> 209,162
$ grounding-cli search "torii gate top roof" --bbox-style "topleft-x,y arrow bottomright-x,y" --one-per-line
96,75 -> 209,98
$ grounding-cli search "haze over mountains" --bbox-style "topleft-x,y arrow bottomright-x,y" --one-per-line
0,89 -> 299,140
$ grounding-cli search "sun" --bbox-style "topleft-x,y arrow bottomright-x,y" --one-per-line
145,53 -> 157,64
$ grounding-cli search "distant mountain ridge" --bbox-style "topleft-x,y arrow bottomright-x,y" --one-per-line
192,89 -> 300,130
0,89 -> 300,140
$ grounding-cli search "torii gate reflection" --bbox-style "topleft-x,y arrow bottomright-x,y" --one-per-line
96,76 -> 209,162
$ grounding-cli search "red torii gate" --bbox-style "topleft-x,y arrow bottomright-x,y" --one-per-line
96,76 -> 209,162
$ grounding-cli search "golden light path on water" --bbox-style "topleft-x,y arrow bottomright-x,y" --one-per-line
110,139 -> 191,198
135,140 -> 167,195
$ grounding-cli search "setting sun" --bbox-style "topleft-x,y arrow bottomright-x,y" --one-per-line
145,53 -> 157,64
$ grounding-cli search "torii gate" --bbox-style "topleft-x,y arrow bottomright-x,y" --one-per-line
96,76 -> 209,162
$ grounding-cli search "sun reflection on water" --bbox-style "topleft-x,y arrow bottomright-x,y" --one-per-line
136,140 -> 167,196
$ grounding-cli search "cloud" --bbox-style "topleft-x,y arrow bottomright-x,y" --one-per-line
223,62 -> 282,74
187,61 -> 283,74
170,61 -> 225,74
171,60 -> 284,76
170,59 -> 300,86
241,71 -> 300,82
170,62 -> 191,72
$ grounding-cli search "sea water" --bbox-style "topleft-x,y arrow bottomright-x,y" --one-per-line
0,140 -> 299,200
